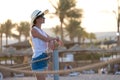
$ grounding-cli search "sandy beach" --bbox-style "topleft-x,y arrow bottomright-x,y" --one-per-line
3,74 -> 120,80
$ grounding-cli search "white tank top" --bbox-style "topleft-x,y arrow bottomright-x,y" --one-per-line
31,26 -> 48,58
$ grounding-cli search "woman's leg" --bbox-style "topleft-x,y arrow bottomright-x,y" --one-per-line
35,67 -> 47,80
36,74 -> 46,80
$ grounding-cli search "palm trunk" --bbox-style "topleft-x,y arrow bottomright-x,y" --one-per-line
0,33 -> 2,52
60,22 -> 64,41
117,18 -> 120,45
78,36 -> 81,43
6,35 -> 8,46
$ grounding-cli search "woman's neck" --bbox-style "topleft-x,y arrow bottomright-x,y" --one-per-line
35,24 -> 41,29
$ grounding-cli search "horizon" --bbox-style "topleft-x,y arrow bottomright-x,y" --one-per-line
2,30 -> 117,46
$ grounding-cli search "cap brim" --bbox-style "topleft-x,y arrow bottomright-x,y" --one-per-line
31,9 -> 49,23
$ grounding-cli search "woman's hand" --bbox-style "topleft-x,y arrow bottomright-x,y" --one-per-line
55,37 -> 63,46
48,37 -> 63,50
48,40 -> 55,50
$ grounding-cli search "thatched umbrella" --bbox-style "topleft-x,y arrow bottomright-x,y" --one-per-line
67,44 -> 86,53
3,40 -> 31,50
86,45 -> 104,53
23,48 -> 33,55
110,46 -> 120,53
108,46 -> 120,60
85,45 -> 105,62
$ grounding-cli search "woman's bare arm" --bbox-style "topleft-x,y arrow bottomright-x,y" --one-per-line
31,28 -> 51,42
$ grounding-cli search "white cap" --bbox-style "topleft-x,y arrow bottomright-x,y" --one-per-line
31,9 -> 49,23
31,10 -> 43,23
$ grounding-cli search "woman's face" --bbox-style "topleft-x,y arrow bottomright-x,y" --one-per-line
36,16 -> 45,24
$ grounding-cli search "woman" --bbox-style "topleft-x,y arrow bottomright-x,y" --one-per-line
30,9 -> 59,80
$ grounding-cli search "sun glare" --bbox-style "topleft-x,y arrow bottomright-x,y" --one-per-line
11,28 -> 19,35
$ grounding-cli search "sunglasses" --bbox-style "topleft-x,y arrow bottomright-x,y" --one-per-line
41,16 -> 45,19
36,15 -> 45,20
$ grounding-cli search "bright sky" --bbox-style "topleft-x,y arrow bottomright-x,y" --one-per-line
77,0 -> 118,32
0,0 -> 118,32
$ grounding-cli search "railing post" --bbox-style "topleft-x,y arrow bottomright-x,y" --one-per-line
52,49 -> 59,80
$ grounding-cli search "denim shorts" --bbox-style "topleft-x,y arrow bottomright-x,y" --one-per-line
31,53 -> 48,70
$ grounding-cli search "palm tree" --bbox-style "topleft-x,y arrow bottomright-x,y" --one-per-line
10,23 -> 19,41
76,28 -> 89,44
0,24 -> 5,52
0,24 -> 2,52
49,0 -> 82,41
51,25 -> 61,37
3,19 -> 15,46
65,18 -> 89,44
65,19 -> 81,42
22,22 -> 30,40
88,32 -> 96,44
16,21 -> 30,42
118,7 -> 120,45
76,27 -> 84,43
